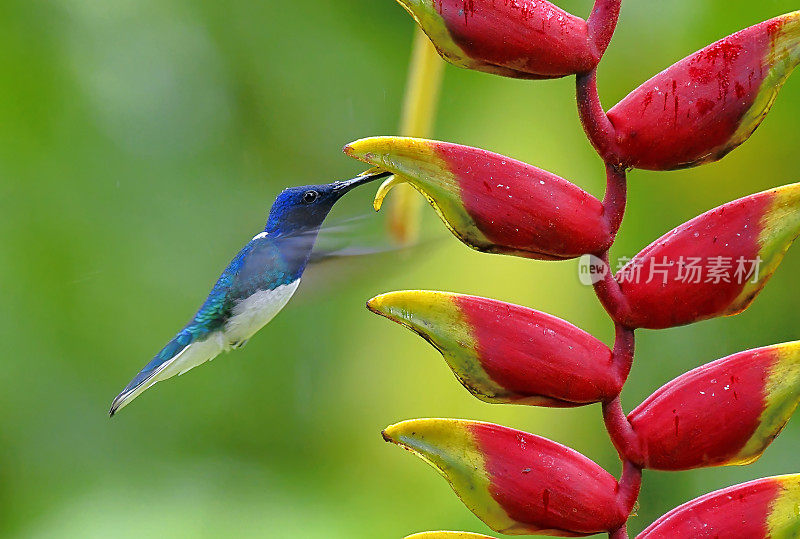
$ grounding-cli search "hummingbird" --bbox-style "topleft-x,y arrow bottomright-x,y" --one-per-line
109,169 -> 391,416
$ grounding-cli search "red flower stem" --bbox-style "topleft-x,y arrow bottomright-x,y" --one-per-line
579,7 -> 640,536
576,69 -> 620,163
587,0 -> 622,57
603,398 -> 640,459
609,527 -> 629,539
610,460 -> 643,539
592,250 -> 631,323
611,323 -> 635,384
618,458 -> 643,512
604,162 -> 627,236
603,325 -> 642,464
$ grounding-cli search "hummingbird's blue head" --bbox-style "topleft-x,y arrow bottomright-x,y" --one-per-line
265,170 -> 391,236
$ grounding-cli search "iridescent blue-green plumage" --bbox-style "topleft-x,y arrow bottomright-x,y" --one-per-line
120,236 -> 296,393
110,171 -> 390,416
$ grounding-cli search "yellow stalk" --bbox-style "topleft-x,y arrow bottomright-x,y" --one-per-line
387,28 -> 444,245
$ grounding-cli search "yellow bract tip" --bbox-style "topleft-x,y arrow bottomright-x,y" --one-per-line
767,474 -> 800,535
382,418 -> 476,459
381,419 -> 517,534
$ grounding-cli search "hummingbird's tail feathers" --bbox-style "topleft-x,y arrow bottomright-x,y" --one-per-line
109,330 -> 225,416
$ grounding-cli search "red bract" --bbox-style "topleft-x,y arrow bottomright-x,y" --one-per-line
638,475 -> 800,537
366,0 -> 800,536
367,291 -> 620,406
606,11 -> 800,170
393,0 -> 604,79
383,419 -> 627,536
627,342 -> 800,471
602,183 -> 800,329
345,136 -> 613,260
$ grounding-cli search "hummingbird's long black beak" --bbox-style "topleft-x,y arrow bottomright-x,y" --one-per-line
334,169 -> 393,194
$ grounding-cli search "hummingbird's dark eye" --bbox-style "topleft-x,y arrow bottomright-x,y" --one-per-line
302,190 -> 319,204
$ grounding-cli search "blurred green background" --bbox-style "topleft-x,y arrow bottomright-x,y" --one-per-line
1,0 -> 799,536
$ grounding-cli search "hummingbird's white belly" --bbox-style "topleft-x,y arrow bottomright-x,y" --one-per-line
223,279 -> 301,346
110,279 -> 302,414
163,279 -> 300,378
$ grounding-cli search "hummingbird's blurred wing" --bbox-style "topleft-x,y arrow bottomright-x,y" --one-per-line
271,215 -> 364,261
296,221 -> 441,300
275,213 -> 426,266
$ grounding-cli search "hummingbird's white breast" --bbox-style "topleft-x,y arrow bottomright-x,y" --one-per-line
111,279 -> 302,414
223,279 -> 301,346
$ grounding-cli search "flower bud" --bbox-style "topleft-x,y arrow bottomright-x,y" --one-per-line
368,291 -> 619,406
344,137 -> 613,260
607,183 -> 800,329
607,11 -> 800,170
383,419 -> 626,536
628,342 -> 800,471
393,0 -> 600,79
639,474 -> 800,537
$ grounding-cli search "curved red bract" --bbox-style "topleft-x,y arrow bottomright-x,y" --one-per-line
609,16 -> 786,170
470,423 -> 625,535
629,348 -> 774,470
612,190 -> 768,329
432,0 -> 597,78
638,477 -> 776,537
435,143 -> 613,259
456,295 -> 619,405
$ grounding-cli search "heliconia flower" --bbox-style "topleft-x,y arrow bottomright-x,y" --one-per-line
392,0 -> 602,79
405,532 -> 497,539
367,291 -> 620,406
383,419 -> 626,536
344,137 -> 613,260
628,342 -> 800,471
604,182 -> 800,329
638,474 -> 800,537
606,11 -> 800,170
